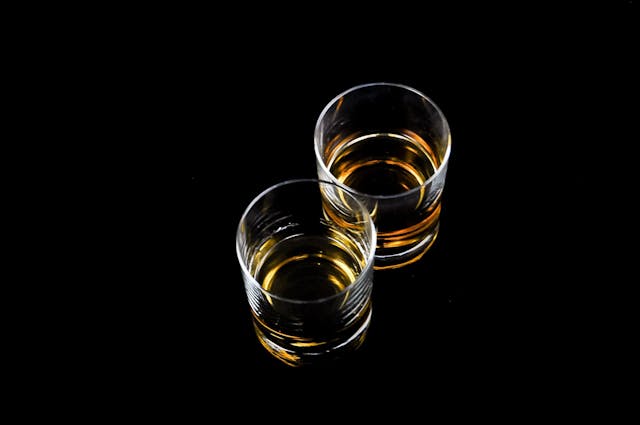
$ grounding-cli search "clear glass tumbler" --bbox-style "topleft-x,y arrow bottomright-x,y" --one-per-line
315,82 -> 452,269
236,179 -> 376,366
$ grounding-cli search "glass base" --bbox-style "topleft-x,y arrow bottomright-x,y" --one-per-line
373,229 -> 439,270
253,309 -> 372,367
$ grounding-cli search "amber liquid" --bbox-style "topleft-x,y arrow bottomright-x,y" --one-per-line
250,224 -> 372,366
255,233 -> 363,300
325,130 -> 443,268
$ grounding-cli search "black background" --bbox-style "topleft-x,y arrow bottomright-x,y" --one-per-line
112,2 -> 635,406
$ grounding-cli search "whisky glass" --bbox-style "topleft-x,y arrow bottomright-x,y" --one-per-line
236,179 -> 376,367
314,82 -> 452,269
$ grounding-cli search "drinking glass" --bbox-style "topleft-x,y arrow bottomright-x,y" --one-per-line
236,179 -> 376,366
314,82 -> 452,269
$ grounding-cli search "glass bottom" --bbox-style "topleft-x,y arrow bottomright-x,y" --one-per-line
373,228 -> 439,270
253,309 -> 372,367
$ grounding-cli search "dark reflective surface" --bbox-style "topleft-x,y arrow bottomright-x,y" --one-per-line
99,3 -> 633,410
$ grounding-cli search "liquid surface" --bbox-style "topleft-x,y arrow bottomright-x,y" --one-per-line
327,131 -> 439,196
254,233 -> 364,301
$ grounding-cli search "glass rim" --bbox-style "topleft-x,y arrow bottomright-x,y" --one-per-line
314,82 -> 452,200
235,178 -> 377,305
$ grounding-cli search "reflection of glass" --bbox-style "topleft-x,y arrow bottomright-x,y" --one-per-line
236,179 -> 376,367
315,83 -> 452,269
